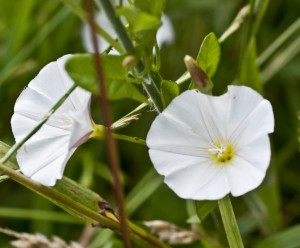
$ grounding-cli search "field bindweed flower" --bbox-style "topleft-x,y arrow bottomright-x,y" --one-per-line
147,86 -> 274,200
11,55 -> 94,186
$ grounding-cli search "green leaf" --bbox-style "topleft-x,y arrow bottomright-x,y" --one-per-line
196,32 -> 221,78
65,54 -> 147,103
41,177 -> 104,224
134,0 -> 164,17
126,169 -> 162,216
160,80 -> 179,108
117,1 -> 163,60
118,7 -> 161,33
195,200 -> 217,221
254,225 -> 300,248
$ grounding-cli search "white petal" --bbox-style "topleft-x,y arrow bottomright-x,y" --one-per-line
164,161 -> 228,200
28,55 -> 74,108
11,114 -> 72,181
149,149 -> 230,200
157,14 -> 175,47
11,55 -> 93,186
191,168 -> 230,200
68,107 -> 93,148
149,150 -> 230,200
147,112 -> 209,157
236,135 -> 271,173
81,10 -> 118,54
30,149 -> 76,186
149,150 -> 210,175
226,86 -> 274,146
227,156 -> 265,196
147,90 -> 229,149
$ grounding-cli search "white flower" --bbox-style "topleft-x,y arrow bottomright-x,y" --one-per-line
11,55 -> 93,186
82,7 -> 174,54
146,86 -> 274,200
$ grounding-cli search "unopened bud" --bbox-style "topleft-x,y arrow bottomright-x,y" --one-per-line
184,55 -> 213,94
111,114 -> 140,130
122,55 -> 136,69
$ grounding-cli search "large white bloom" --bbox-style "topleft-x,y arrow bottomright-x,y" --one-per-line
82,7 -> 174,54
147,86 -> 274,200
11,55 -> 93,186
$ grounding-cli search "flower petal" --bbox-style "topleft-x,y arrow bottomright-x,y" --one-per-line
149,150 -> 210,175
227,156 -> 265,196
147,112 -> 209,157
147,90 -> 230,152
81,10 -> 119,54
156,14 -> 175,47
68,106 -> 93,148
11,55 -> 93,186
226,86 -> 274,146
164,160 -> 229,200
236,135 -> 271,174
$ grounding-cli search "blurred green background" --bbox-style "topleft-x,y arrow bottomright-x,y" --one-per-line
0,0 -> 300,247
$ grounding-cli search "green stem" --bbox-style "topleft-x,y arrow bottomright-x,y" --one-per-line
61,0 -> 124,53
113,134 -> 146,145
218,195 -> 244,248
98,0 -> 163,113
0,84 -> 76,164
98,0 -> 133,51
0,163 -> 167,248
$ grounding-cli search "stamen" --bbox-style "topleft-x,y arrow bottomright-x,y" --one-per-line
208,142 -> 235,165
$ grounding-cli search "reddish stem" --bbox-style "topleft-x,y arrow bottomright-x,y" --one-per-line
85,1 -> 131,247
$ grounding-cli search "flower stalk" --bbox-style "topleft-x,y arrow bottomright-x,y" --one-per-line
218,195 -> 244,248
89,124 -> 146,146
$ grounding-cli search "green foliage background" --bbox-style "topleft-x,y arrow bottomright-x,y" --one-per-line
0,0 -> 299,247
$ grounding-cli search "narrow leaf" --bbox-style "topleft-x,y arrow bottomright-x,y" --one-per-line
195,200 -> 217,222
254,225 -> 300,248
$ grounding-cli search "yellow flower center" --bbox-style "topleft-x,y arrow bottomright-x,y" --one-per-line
208,142 -> 235,165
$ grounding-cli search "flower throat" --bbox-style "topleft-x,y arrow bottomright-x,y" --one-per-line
208,142 -> 235,165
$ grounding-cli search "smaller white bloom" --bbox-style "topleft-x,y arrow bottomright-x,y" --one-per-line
11,55 -> 93,186
147,86 -> 274,200
82,6 -> 175,54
